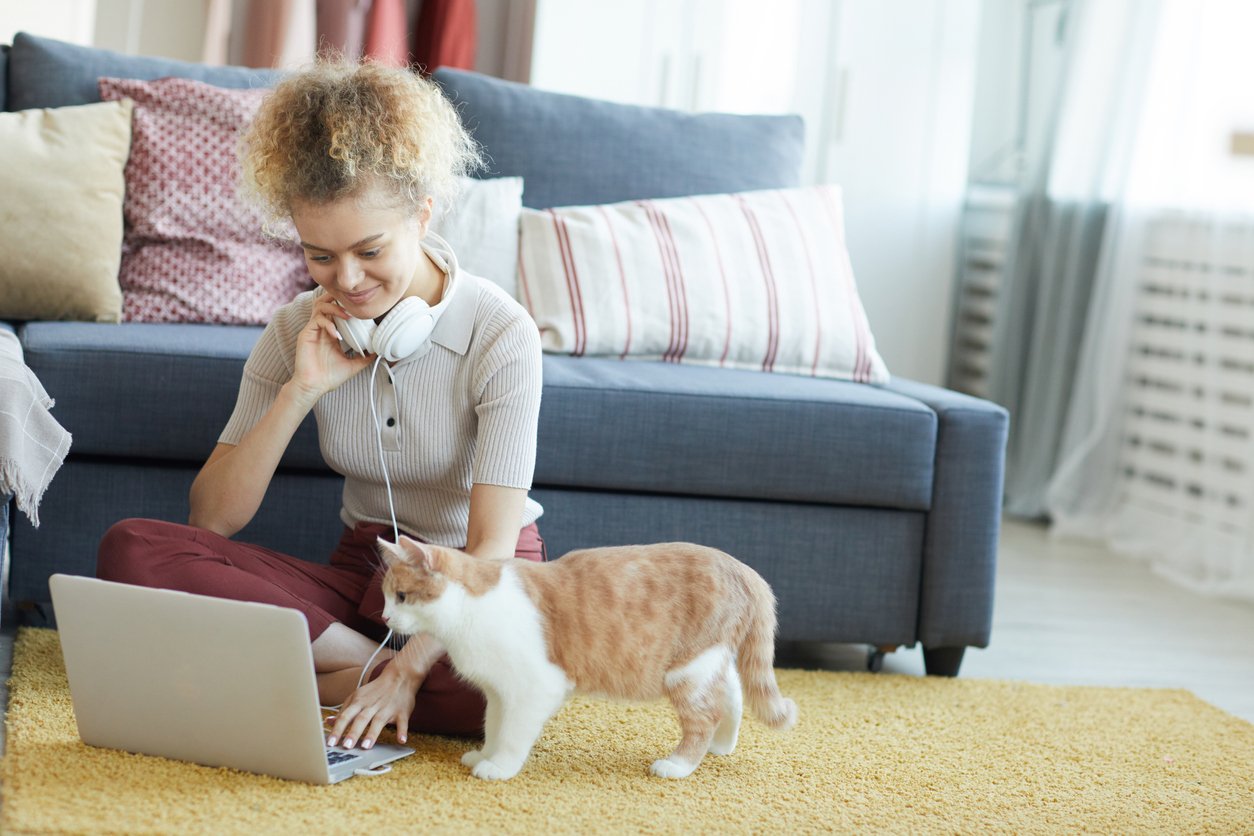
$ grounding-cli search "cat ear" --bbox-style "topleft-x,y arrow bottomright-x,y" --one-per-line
376,537 -> 406,567
407,541 -> 440,574
378,535 -> 441,573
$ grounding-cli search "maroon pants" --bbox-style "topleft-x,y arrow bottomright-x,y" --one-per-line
97,518 -> 545,737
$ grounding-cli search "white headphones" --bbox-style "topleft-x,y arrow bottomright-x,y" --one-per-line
332,248 -> 459,362
335,295 -> 438,362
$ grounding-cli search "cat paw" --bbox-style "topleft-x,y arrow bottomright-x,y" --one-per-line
461,750 -> 485,767
707,737 -> 738,756
649,758 -> 697,779
471,759 -> 520,781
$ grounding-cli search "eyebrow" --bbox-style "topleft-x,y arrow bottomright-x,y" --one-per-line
299,233 -> 385,252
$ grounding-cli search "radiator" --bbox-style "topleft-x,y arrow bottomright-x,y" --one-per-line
947,185 -> 1015,398
1121,214 -> 1254,534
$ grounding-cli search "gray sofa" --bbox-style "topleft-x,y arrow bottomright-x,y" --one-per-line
0,33 -> 1008,675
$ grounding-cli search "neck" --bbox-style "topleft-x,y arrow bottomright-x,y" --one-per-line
408,246 -> 447,308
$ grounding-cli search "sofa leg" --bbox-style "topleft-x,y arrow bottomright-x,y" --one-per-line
922,646 -> 966,677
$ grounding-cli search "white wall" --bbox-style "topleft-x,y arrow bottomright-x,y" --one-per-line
92,0 -> 205,60
1,0 -> 96,46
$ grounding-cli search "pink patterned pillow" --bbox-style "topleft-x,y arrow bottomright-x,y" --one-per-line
99,77 -> 311,324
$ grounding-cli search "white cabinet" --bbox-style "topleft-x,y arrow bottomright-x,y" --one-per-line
819,1 -> 980,385
528,0 -> 981,385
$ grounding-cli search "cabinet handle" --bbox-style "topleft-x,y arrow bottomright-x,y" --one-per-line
832,66 -> 850,144
690,54 -> 703,111
658,53 -> 672,107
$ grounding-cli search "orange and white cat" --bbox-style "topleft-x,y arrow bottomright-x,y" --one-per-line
378,538 -> 798,780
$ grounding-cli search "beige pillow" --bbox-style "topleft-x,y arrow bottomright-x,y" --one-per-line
0,99 -> 133,322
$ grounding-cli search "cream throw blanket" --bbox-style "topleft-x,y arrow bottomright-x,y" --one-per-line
0,329 -> 71,527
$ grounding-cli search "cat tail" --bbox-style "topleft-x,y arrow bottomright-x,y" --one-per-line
737,576 -> 798,732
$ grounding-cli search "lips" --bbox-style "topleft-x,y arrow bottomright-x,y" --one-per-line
341,287 -> 378,307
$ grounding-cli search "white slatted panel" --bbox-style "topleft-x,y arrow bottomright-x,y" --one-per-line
1121,213 -> 1254,535
948,185 -> 1015,397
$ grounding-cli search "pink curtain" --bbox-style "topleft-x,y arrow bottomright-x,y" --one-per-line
242,0 -> 293,68
362,0 -> 410,67
411,0 -> 477,73
316,0 -> 371,60
242,0 -> 317,69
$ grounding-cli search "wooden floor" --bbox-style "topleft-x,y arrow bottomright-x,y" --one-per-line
1,516 -> 1251,760
777,518 -> 1254,723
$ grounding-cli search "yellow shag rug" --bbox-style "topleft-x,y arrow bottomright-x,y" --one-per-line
3,628 -> 1253,834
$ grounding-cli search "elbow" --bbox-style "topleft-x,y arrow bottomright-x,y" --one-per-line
187,492 -> 243,538
187,509 -> 240,539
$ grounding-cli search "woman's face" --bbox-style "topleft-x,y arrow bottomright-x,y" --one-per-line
290,190 -> 433,321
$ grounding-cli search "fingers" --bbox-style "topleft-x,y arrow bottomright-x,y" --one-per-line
326,685 -> 413,749
309,299 -> 349,345
361,711 -> 393,751
327,700 -> 360,747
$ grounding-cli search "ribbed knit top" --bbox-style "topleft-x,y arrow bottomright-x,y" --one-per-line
219,235 -> 544,546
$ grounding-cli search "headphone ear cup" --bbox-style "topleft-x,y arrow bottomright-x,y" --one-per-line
335,315 -> 376,357
373,297 -> 437,362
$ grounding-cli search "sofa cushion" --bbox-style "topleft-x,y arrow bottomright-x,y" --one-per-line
20,323 -> 936,511
7,32 -> 281,111
536,355 -> 935,510
18,322 -> 323,471
431,68 -> 806,210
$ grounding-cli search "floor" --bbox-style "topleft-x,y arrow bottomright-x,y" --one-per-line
776,518 -> 1254,723
1,517 -> 1252,762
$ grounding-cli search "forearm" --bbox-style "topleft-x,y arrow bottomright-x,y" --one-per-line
189,382 -> 317,536
464,483 -> 528,560
389,632 -> 446,681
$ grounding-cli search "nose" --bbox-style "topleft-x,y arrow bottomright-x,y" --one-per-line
336,258 -> 364,290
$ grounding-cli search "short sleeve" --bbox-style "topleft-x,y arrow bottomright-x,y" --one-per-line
471,310 -> 543,489
218,297 -> 306,445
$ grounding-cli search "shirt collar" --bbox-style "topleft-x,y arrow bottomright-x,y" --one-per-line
420,232 -> 475,357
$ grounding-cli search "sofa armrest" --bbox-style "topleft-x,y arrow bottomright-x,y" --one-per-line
882,378 -> 1009,649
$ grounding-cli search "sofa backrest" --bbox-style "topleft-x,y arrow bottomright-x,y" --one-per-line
2,33 -> 805,212
432,67 -> 806,210
6,32 -> 281,111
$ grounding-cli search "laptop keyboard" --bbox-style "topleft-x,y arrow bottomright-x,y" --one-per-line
327,750 -> 362,766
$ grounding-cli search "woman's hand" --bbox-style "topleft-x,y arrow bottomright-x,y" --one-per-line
289,295 -> 374,406
327,663 -> 424,749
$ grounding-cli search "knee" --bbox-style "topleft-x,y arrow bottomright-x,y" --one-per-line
97,518 -> 184,584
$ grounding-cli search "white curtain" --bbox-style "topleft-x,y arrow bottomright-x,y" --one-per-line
1048,0 -> 1254,603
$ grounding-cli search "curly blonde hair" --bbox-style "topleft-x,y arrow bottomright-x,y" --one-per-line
242,61 -> 482,225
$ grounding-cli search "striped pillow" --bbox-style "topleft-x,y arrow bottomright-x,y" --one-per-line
517,185 -> 889,383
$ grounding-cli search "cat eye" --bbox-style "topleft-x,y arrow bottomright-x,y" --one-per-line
396,591 -> 407,603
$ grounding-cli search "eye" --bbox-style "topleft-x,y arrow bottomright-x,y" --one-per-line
308,254 -> 331,264
359,248 -> 381,259
396,590 -> 407,603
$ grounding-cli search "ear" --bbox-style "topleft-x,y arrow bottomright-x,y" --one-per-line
376,537 -> 406,567
379,535 -> 440,573
408,540 -> 440,573
416,197 -> 434,237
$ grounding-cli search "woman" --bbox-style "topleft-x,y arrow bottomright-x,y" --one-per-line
96,61 -> 545,753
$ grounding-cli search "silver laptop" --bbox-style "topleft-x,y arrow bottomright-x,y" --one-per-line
49,574 -> 413,784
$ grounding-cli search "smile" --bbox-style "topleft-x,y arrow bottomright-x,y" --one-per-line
341,287 -> 378,306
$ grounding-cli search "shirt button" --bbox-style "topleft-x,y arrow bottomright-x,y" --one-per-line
386,417 -> 396,427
